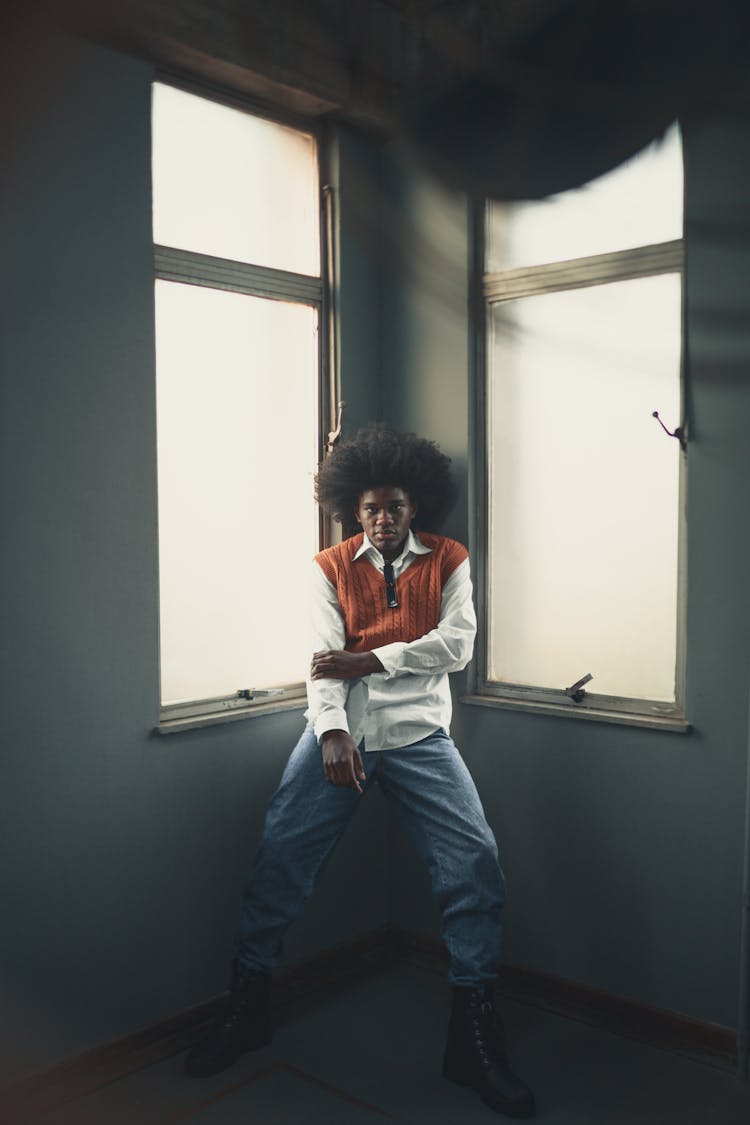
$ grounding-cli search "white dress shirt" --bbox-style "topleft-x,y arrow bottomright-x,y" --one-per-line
305,529 -> 477,752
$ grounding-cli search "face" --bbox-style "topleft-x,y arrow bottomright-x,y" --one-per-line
355,486 -> 417,560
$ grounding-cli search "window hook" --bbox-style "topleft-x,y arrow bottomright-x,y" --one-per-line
326,400 -> 346,454
652,410 -> 686,451
565,672 -> 593,703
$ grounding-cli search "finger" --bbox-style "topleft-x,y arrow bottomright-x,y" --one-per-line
344,756 -> 363,793
354,749 -> 366,781
349,770 -> 363,794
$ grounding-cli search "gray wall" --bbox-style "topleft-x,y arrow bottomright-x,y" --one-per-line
380,122 -> 750,1032
0,32 -> 388,1080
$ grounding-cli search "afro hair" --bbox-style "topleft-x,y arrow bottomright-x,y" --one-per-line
315,423 -> 457,538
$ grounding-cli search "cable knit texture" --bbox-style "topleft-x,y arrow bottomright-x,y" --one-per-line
315,532 -> 468,652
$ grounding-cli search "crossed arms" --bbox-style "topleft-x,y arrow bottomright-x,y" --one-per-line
307,558 -> 476,793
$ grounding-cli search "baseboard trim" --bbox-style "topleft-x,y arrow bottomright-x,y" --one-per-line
0,930 -> 391,1122
0,925 -> 737,1121
386,927 -> 737,1067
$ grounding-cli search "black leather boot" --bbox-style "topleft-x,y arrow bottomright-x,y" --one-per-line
185,961 -> 272,1078
442,985 -> 535,1118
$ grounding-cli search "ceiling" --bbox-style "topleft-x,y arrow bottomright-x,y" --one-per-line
13,0 -> 750,197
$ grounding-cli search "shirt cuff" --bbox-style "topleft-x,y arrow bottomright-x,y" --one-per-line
371,641 -> 408,678
313,709 -> 350,740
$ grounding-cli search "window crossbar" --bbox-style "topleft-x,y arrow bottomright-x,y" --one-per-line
154,245 -> 323,305
484,239 -> 684,302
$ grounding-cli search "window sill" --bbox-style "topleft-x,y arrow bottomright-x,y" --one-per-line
460,693 -> 690,734
155,695 -> 307,735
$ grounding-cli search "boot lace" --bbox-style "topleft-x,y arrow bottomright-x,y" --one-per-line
220,973 -> 265,1034
470,994 -> 503,1070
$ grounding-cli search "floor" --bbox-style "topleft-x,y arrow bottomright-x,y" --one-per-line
34,960 -> 750,1124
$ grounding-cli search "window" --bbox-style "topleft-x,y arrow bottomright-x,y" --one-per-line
151,81 -> 326,730
476,124 -> 687,729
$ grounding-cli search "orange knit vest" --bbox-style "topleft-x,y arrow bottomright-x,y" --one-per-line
315,532 -> 468,653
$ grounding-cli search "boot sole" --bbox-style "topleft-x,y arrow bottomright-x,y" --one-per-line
185,1028 -> 273,1078
443,1057 -> 536,1119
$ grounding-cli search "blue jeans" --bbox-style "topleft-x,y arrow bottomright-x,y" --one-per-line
236,725 -> 506,986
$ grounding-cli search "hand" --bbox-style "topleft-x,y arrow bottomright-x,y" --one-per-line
321,730 -> 366,793
310,649 -> 384,680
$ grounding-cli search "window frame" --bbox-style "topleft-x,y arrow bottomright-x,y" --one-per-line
152,74 -> 336,734
466,181 -> 690,733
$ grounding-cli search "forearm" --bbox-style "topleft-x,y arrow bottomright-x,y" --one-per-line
373,628 -> 474,678
306,674 -> 349,739
310,649 -> 384,680
374,562 -> 477,678
307,561 -> 352,735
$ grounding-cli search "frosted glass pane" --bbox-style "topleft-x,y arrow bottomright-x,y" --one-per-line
152,83 -> 319,275
487,123 -> 682,270
155,281 -> 319,704
488,274 -> 681,701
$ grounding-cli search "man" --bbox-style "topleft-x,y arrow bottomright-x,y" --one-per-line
186,424 -> 535,1119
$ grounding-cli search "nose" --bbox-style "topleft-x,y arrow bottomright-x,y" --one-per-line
377,509 -> 394,526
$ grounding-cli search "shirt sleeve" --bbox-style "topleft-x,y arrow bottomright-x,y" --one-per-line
371,557 -> 477,678
306,561 -> 351,740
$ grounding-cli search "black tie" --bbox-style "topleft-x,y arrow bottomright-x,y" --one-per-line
383,561 -> 398,609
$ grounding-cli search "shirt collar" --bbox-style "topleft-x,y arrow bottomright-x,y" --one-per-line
354,528 -> 431,566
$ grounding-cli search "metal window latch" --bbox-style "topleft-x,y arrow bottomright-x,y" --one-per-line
652,410 -> 687,451
237,689 -> 285,701
565,673 -> 593,703
326,400 -> 346,454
